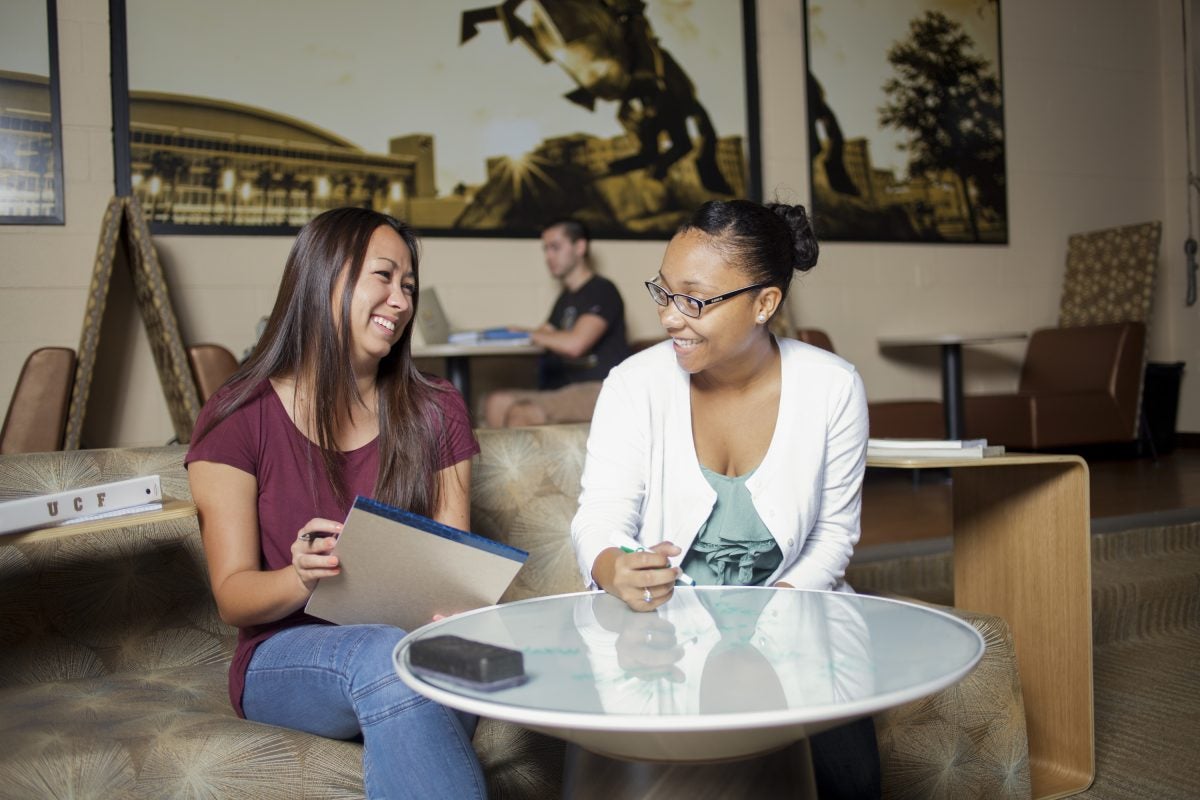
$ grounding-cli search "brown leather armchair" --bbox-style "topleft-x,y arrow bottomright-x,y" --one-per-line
964,321 -> 1146,450
186,344 -> 239,405
794,328 -> 945,439
794,328 -> 836,353
0,347 -> 76,454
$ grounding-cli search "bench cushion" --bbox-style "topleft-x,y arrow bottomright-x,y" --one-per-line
1,436 -> 1030,800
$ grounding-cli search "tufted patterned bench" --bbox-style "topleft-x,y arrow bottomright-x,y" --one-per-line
0,424 -> 1029,799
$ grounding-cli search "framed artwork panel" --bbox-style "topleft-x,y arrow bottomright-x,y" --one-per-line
804,0 -> 1007,244
110,0 -> 761,239
0,0 -> 66,225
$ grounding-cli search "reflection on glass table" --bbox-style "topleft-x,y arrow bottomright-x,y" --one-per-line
577,588 -> 877,718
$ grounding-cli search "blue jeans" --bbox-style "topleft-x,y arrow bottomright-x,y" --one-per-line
243,624 -> 487,800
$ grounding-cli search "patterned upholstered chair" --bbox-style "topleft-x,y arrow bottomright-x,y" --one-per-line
1058,221 -> 1160,329
0,447 -> 493,799
0,425 -> 1030,799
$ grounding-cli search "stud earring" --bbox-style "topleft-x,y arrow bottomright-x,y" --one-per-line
757,314 -> 766,323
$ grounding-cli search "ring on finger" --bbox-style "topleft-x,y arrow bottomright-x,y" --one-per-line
643,587 -> 653,604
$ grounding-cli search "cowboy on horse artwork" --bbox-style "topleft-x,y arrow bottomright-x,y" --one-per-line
461,0 -> 735,196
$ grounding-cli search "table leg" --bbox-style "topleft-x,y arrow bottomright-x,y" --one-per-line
562,740 -> 816,800
941,342 -> 965,440
952,460 -> 1094,799
444,356 -> 470,401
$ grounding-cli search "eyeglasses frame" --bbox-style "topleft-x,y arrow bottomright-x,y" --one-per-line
644,279 -> 769,319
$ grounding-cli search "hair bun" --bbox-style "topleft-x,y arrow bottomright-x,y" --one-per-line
766,203 -> 819,273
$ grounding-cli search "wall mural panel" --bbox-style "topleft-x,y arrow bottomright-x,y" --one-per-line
111,0 -> 760,238
805,0 -> 1007,244
0,0 -> 65,225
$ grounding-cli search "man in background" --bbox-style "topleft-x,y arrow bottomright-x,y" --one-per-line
482,218 -> 631,427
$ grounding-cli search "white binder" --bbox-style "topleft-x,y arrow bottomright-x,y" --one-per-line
0,475 -> 163,535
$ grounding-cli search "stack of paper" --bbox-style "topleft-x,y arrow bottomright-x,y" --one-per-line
866,438 -> 1005,459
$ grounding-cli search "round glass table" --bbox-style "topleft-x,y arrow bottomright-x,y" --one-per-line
394,587 -> 984,798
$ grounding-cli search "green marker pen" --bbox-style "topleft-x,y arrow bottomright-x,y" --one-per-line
619,545 -> 696,586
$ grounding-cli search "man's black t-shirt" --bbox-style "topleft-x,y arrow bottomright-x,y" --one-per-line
539,275 -> 631,389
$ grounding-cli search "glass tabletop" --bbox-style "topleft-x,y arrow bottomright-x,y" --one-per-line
394,587 -> 983,735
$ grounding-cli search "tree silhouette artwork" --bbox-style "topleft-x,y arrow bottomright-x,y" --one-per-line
879,11 -> 1005,242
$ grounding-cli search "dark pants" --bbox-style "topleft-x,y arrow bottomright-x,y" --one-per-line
810,715 -> 882,799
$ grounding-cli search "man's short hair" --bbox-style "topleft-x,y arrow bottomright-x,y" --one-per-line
542,217 -> 590,245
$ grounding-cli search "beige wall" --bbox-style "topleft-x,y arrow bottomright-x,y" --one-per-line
1,0 -> 1196,446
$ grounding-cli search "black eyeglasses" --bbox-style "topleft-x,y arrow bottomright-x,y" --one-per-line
644,280 -> 767,319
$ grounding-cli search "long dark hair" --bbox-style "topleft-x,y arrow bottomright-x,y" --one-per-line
676,199 -> 819,303
193,207 -> 446,515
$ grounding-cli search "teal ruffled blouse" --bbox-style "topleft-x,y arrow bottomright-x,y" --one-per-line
681,466 -> 783,586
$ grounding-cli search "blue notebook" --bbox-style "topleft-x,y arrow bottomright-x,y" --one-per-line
447,328 -> 532,345
305,496 -> 528,632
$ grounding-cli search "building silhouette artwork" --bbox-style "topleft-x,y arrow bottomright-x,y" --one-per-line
117,91 -> 744,234
821,134 -> 1005,243
0,71 -> 60,219
124,92 -> 422,228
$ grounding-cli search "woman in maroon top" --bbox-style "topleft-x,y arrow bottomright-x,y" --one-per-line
186,208 -> 487,799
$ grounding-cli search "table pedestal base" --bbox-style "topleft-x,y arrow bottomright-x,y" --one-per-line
562,740 -> 816,800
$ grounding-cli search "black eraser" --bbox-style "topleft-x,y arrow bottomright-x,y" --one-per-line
409,635 -> 525,687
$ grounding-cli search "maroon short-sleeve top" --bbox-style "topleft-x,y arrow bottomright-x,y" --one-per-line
185,377 -> 479,717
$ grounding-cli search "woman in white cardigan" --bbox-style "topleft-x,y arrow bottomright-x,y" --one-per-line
570,198 -> 878,799
572,199 -> 869,603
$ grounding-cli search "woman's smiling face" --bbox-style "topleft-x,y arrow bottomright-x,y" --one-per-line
337,224 -> 415,371
655,230 -> 777,376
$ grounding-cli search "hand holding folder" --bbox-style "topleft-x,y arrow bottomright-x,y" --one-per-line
304,497 -> 528,632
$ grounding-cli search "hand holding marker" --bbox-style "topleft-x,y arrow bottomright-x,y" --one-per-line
619,544 -> 697,586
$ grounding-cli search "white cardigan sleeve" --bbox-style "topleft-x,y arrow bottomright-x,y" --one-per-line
775,368 -> 869,589
570,367 -> 650,587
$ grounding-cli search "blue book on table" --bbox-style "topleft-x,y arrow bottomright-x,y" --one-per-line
448,328 -> 532,345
